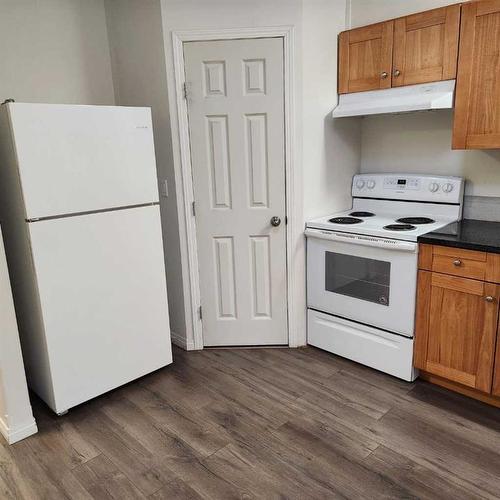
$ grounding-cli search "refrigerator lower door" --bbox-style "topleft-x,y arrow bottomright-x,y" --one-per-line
28,205 -> 172,414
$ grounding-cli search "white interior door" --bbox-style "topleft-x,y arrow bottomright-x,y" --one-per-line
184,37 -> 287,346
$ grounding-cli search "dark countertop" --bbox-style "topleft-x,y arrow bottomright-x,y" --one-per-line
418,219 -> 500,254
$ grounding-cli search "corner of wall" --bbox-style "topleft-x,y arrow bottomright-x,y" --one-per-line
345,0 -> 352,30
103,0 -> 189,346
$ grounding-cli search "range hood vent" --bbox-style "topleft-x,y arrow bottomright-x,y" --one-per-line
332,80 -> 455,118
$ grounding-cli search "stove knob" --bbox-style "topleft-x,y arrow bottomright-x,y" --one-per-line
367,180 -> 376,189
429,182 -> 440,193
442,182 -> 454,193
355,179 -> 365,189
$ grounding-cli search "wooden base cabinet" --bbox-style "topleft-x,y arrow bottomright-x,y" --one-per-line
494,328 -> 500,396
415,270 -> 499,392
415,244 -> 500,405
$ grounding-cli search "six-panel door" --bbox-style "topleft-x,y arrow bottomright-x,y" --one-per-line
338,21 -> 394,94
184,38 -> 288,347
453,0 -> 500,149
392,5 -> 460,87
415,270 -> 500,393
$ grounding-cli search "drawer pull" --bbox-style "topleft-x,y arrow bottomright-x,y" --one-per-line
485,296 -> 495,303
453,259 -> 462,267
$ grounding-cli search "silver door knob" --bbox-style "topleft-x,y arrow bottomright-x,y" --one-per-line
380,71 -> 388,79
270,216 -> 281,227
453,259 -> 462,267
393,69 -> 401,77
485,296 -> 495,303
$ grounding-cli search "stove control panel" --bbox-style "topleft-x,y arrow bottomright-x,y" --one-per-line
352,174 -> 464,204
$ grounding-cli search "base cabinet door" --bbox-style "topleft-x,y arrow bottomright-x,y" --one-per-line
453,0 -> 500,149
415,271 -> 500,393
493,325 -> 500,397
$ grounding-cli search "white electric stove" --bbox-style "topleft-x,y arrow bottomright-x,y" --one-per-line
306,174 -> 464,381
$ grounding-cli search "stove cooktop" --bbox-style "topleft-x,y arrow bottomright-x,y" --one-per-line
329,216 -> 363,224
307,207 -> 457,242
396,217 -> 435,225
349,211 -> 375,217
384,223 -> 417,231
306,176 -> 464,242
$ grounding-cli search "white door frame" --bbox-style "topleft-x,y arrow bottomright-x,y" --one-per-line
171,26 -> 305,349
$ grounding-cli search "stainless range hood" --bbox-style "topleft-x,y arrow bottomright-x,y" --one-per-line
332,79 -> 455,118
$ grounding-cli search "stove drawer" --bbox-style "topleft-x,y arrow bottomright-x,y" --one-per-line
307,310 -> 417,382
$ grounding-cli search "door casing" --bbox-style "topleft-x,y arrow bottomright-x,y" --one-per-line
170,26 -> 304,350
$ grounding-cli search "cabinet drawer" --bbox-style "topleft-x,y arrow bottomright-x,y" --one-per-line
431,246 -> 487,280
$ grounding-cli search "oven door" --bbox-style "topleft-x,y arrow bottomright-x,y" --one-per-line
306,228 -> 418,337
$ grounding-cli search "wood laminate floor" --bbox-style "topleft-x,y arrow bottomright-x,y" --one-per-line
2,346 -> 500,499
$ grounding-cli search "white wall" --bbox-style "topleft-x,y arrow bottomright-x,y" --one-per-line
159,0 -> 359,347
0,228 -> 37,444
361,111 -> 500,197
303,0 -> 361,219
0,0 -> 115,105
160,0 -> 304,348
104,0 -> 186,345
348,0 -> 500,197
0,0 -> 114,444
348,0 -> 463,28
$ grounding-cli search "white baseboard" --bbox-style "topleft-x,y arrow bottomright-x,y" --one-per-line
0,416 -> 38,445
171,330 -> 197,351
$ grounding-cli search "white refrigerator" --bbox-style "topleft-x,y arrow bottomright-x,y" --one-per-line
0,102 -> 172,415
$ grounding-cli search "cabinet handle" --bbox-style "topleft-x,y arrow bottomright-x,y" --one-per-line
380,71 -> 388,79
393,69 -> 401,77
485,296 -> 495,303
453,259 -> 462,267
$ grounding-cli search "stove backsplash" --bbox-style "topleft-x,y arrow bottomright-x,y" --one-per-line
464,196 -> 500,222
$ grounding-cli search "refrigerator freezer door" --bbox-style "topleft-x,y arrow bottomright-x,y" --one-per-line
8,103 -> 159,220
27,205 -> 172,413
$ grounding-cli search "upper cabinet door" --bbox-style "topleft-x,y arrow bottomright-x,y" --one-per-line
392,5 -> 460,87
453,0 -> 500,150
338,21 -> 394,94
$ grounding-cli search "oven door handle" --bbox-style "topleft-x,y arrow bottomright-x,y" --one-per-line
305,228 -> 418,252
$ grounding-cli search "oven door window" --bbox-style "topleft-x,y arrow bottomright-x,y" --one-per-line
325,252 -> 391,306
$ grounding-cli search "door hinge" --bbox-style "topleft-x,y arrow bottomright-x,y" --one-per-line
198,306 -> 203,320
191,201 -> 196,216
183,82 -> 189,100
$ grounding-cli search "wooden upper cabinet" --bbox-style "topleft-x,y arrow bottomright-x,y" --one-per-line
338,21 -> 394,94
415,271 -> 500,393
392,5 -> 460,87
453,0 -> 500,149
338,5 -> 461,94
